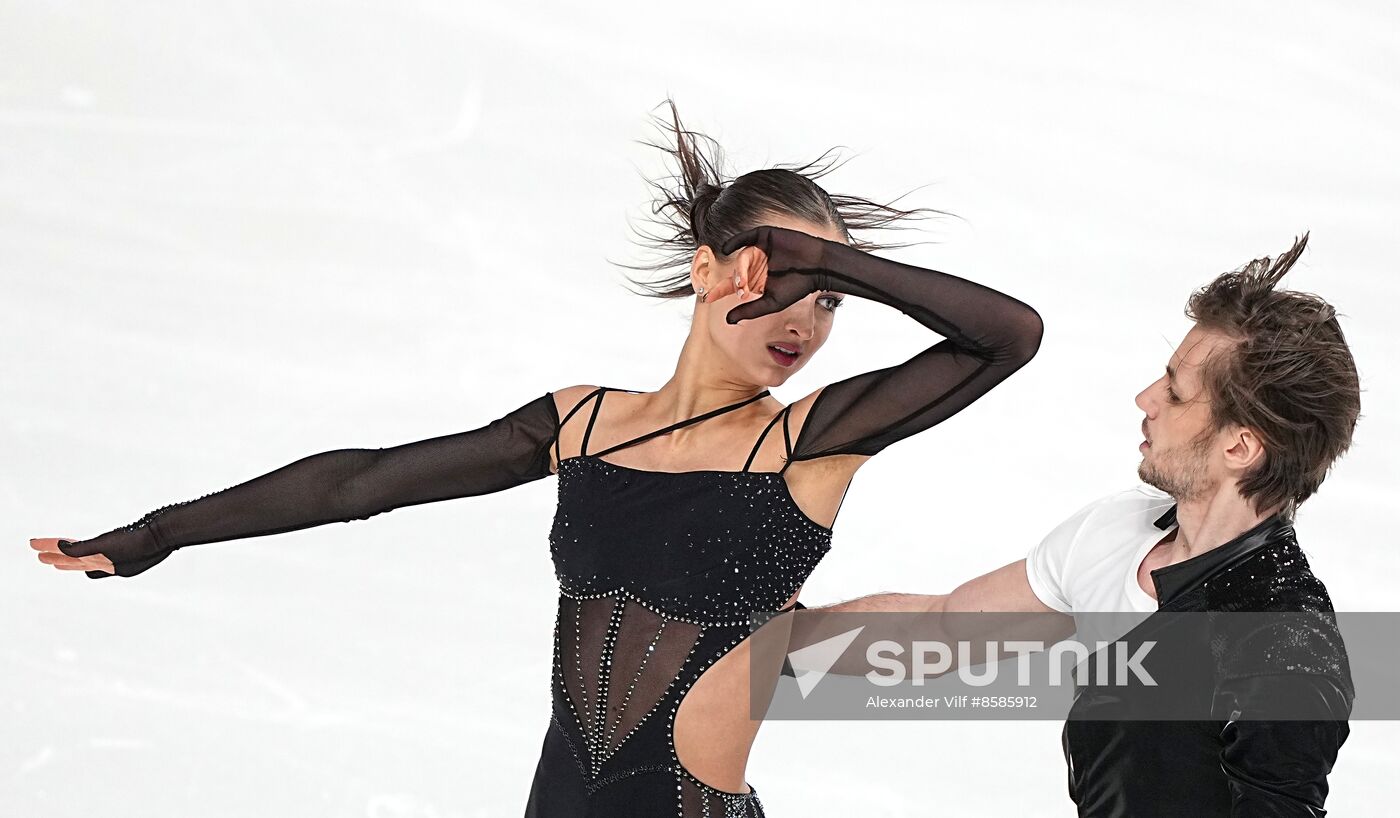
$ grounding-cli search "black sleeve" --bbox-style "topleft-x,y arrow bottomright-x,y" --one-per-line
1215,673 -> 1353,816
58,392 -> 561,579
720,226 -> 1043,460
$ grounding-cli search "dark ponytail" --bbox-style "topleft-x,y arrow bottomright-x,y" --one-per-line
614,97 -> 950,299
689,182 -> 723,244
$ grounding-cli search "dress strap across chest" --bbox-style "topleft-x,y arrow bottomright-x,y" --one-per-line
580,387 -> 777,470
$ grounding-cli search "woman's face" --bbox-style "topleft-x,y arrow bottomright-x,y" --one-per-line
693,213 -> 848,387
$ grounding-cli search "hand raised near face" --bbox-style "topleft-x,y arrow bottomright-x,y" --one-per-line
716,226 -> 838,324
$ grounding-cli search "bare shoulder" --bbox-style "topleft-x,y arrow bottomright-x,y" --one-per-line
551,384 -> 603,419
548,385 -> 604,473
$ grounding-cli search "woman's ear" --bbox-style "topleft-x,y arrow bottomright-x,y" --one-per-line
690,244 -> 716,294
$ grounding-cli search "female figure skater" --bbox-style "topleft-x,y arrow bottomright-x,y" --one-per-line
33,100 -> 1043,817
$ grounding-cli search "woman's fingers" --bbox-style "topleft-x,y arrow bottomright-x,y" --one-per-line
699,256 -> 742,302
31,538 -> 115,573
748,250 -> 769,297
704,272 -> 737,302
737,249 -> 756,297
29,537 -> 68,553
736,245 -> 769,296
44,553 -> 115,572
702,247 -> 767,304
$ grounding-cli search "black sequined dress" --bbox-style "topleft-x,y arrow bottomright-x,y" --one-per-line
527,386 -> 831,816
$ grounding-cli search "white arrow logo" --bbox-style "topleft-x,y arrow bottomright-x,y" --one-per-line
787,626 -> 866,699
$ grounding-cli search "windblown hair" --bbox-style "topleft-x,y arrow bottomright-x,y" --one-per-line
1187,233 -> 1362,519
616,97 -> 948,298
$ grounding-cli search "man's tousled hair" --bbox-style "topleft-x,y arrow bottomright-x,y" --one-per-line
1187,232 -> 1361,519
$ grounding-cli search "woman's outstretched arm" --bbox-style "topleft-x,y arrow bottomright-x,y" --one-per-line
722,225 -> 1043,461
43,391 -> 560,579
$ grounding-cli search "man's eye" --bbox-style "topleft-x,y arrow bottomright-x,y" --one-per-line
1166,388 -> 1179,402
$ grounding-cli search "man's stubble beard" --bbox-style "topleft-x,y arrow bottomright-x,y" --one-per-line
1138,428 -> 1218,503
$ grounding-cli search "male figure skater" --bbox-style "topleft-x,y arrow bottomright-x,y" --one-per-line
828,234 -> 1358,816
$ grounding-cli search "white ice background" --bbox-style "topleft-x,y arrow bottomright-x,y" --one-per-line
4,1 -> 1398,815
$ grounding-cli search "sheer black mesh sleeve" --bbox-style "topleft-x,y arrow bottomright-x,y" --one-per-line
57,392 -> 560,579
721,226 -> 1044,460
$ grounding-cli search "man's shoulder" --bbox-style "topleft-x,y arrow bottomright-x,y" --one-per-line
1204,525 -> 1353,698
1065,483 -> 1177,535
1216,535 -> 1335,613
1212,547 -> 1353,702
1038,484 -> 1177,572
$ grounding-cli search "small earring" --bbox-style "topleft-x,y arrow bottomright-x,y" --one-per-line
696,285 -> 707,303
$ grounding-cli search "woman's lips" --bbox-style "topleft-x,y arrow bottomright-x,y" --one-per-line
768,344 -> 800,367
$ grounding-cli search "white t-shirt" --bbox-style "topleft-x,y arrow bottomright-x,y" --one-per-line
1024,484 -> 1180,614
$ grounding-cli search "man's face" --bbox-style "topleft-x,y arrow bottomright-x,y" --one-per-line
1134,324 -> 1236,502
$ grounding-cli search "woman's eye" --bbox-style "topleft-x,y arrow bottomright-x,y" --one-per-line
819,295 -> 844,312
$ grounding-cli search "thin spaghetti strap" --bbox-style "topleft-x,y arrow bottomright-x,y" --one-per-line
742,408 -> 787,473
580,387 -> 610,457
778,405 -> 797,475
591,390 -> 771,459
556,386 -> 606,463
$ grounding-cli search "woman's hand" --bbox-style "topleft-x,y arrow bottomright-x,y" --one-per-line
30,537 -> 116,575
715,226 -> 836,324
698,239 -> 769,305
